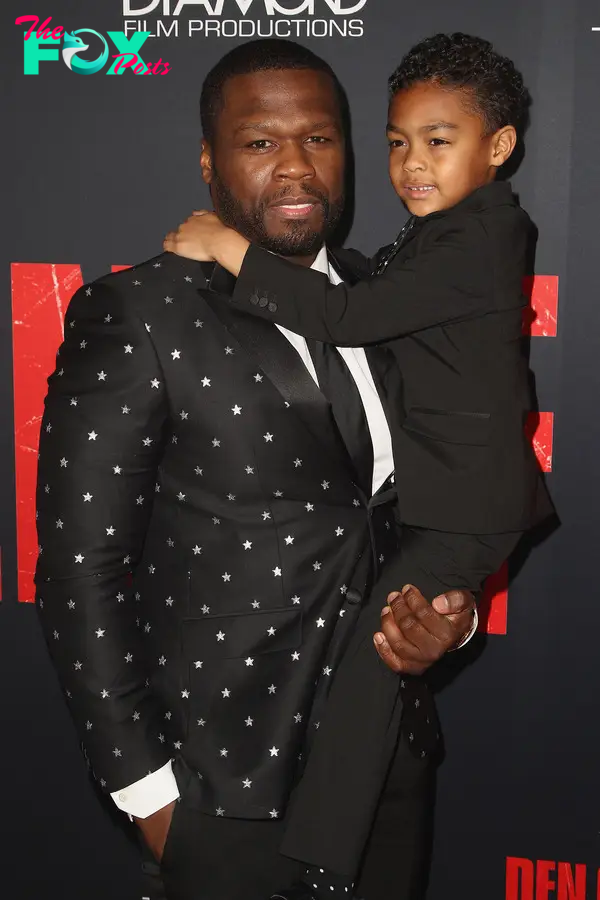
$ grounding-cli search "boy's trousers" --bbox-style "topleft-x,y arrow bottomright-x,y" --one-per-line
279,525 -> 520,879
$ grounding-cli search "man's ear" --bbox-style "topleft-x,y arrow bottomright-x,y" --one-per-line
200,138 -> 213,185
490,124 -> 517,168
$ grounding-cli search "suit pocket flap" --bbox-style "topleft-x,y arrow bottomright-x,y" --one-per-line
182,606 -> 301,660
403,406 -> 491,446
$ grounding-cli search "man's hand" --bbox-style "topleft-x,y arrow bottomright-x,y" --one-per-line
374,584 -> 475,675
134,799 -> 177,863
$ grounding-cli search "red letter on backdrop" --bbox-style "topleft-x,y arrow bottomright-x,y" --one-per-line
536,860 -> 557,900
523,275 -> 559,337
11,263 -> 83,603
506,857 -> 534,900
557,862 -> 586,900
479,560 -> 509,635
525,412 -> 554,473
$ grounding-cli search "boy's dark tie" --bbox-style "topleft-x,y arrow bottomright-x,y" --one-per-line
308,340 -> 374,497
374,215 -> 416,275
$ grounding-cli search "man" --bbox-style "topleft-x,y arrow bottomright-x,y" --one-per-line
35,40 -> 475,900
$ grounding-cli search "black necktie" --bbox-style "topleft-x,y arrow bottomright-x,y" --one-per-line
308,340 -> 374,496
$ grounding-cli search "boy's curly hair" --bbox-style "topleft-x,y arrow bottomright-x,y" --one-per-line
389,33 -> 531,136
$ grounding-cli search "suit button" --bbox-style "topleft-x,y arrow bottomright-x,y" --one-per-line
250,293 -> 260,305
258,295 -> 269,308
346,588 -> 362,605
268,302 -> 278,313
118,792 -> 128,803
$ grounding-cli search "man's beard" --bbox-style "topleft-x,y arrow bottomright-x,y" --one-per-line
212,178 -> 345,257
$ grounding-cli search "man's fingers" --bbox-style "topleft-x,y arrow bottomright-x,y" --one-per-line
373,633 -> 424,675
393,586 -> 456,644
380,609 -> 431,661
432,588 -> 474,615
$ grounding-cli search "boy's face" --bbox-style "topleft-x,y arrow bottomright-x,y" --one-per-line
387,81 -> 516,217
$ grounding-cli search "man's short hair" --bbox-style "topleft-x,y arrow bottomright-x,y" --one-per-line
200,38 -> 346,144
388,33 -> 532,137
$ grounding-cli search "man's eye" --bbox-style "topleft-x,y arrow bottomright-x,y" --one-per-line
247,140 -> 273,150
430,138 -> 450,146
306,136 -> 330,144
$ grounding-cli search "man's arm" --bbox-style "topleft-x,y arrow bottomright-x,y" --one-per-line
36,279 -> 172,796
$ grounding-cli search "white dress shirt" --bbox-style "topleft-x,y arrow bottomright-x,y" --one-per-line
111,247 -> 476,819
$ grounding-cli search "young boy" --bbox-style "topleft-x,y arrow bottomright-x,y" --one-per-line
165,33 -> 553,900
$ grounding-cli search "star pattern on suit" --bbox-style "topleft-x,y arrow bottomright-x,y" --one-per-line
35,251 -> 436,819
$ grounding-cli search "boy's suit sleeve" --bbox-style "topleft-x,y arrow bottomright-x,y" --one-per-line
230,216 -> 509,345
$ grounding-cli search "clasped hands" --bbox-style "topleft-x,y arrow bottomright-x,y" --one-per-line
375,584 -> 476,676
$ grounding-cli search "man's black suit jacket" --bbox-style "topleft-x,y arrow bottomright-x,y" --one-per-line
34,249 -> 416,820
228,182 -> 554,534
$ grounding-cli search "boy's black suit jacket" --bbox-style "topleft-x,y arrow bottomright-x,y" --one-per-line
34,248 -> 418,820
229,182 -> 554,534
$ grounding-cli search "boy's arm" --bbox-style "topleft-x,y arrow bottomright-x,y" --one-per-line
227,216 -> 498,345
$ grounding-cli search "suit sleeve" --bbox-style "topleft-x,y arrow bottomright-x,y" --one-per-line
35,280 -> 172,793
231,218 -> 498,345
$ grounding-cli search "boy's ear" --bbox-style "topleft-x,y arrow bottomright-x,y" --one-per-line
200,139 -> 213,185
490,125 -> 518,168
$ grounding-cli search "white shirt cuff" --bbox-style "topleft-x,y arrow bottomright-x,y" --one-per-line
450,606 -> 479,651
110,760 -> 180,819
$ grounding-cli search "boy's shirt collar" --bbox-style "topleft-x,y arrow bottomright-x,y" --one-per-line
414,180 -> 516,225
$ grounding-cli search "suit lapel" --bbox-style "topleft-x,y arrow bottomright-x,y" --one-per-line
327,249 -> 401,422
327,250 -> 404,448
197,266 -> 358,485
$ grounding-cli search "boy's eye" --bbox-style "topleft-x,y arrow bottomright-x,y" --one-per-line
429,138 -> 450,146
388,139 -> 406,149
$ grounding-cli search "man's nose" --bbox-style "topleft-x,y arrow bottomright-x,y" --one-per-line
273,141 -> 316,180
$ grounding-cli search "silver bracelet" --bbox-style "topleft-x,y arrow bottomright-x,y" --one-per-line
448,606 -> 479,651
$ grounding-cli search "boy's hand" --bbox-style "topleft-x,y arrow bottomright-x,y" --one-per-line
374,585 -> 475,675
164,210 -> 250,276
163,210 -> 228,262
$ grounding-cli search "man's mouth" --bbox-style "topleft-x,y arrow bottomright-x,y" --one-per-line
269,195 -> 321,219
